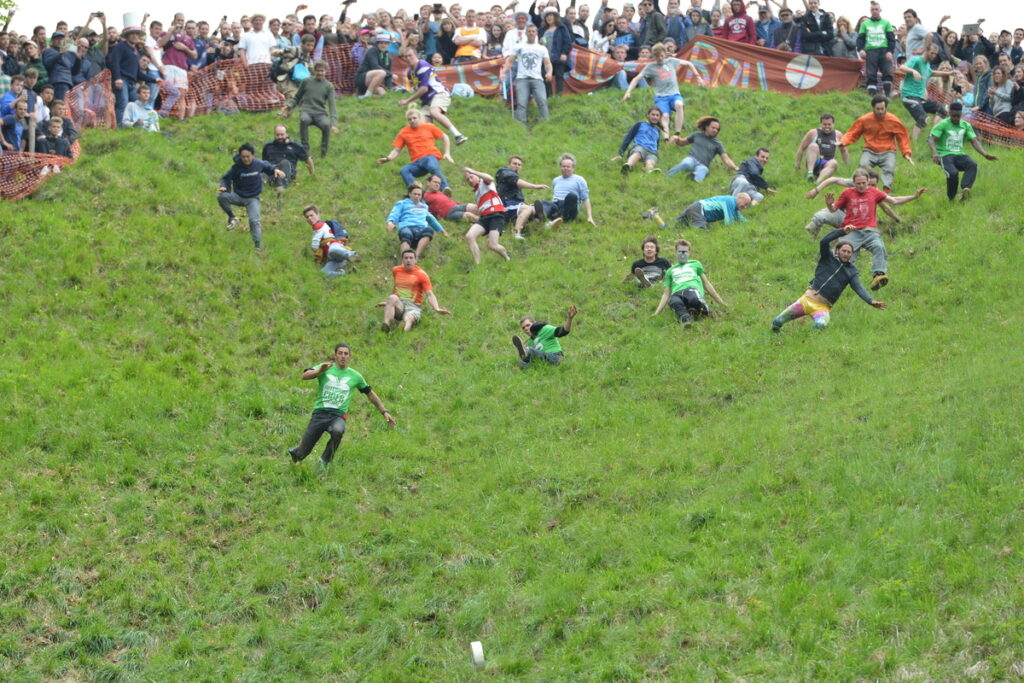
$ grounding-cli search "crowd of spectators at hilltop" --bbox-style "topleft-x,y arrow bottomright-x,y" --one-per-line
1,0 -> 1023,158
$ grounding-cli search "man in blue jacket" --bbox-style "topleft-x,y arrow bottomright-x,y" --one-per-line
107,26 -> 145,126
217,143 -> 286,249
42,32 -> 80,101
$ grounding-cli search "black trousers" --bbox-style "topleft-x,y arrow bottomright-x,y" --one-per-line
940,154 -> 977,199
291,411 -> 347,463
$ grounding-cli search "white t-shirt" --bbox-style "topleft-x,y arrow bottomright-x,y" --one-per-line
511,42 -> 548,80
238,29 -> 276,64
144,35 -> 165,69
502,27 -> 528,55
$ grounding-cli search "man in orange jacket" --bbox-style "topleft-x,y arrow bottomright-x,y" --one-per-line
837,96 -> 912,192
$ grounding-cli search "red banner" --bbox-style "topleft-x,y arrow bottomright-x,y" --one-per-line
679,36 -> 862,95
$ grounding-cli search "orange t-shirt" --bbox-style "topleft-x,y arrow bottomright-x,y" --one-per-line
392,123 -> 443,162
392,265 -> 432,305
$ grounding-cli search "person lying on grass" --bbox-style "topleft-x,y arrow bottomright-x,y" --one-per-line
512,305 -> 578,367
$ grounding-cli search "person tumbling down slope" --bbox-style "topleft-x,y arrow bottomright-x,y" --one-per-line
512,305 -> 578,367
379,249 -> 452,333
653,239 -> 727,325
288,343 -> 396,477
675,193 -> 751,229
771,226 -> 886,333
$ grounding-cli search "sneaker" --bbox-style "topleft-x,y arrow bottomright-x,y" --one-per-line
275,185 -> 285,197
511,335 -> 528,361
349,251 -> 361,262
533,200 -> 546,222
455,134 -> 469,145
514,233 -> 526,240
771,321 -> 782,333
959,187 -> 971,202
357,92 -> 371,100
641,207 -> 660,220
870,273 -> 889,290
288,447 -> 303,463
806,171 -> 815,182
648,168 -> 662,173
804,222 -> 820,239
442,186 -> 452,198
621,162 -> 631,176
226,216 -> 240,231
633,267 -> 651,288
544,217 -> 563,229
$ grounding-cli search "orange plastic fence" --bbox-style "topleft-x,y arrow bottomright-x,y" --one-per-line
7,46 -> 1021,200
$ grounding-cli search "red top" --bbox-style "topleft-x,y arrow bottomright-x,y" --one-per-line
834,186 -> 888,230
724,14 -> 757,44
424,190 -> 458,218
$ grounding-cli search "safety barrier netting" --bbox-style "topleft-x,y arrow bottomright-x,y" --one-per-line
923,81 -> 1024,148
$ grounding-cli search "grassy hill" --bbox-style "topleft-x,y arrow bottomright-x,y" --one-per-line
2,85 -> 1023,680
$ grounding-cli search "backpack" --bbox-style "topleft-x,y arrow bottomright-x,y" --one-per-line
324,220 -> 349,240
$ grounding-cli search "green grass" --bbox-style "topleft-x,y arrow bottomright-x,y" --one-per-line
2,85 -> 1024,680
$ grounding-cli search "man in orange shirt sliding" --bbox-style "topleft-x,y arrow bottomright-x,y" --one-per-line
380,249 -> 452,333
377,108 -> 455,191
838,96 -> 912,192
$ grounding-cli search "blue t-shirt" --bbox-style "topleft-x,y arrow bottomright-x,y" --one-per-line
551,174 -> 589,202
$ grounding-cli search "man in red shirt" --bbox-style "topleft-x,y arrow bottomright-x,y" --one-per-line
723,0 -> 757,44
423,173 -> 479,224
824,168 -> 925,291
377,108 -> 455,191
380,250 -> 452,332
838,95 -> 912,192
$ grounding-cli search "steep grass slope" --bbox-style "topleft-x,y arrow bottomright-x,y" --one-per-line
2,86 -> 1023,680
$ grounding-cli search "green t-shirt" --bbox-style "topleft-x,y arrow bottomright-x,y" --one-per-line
528,324 -> 563,354
312,365 -> 368,416
858,18 -> 894,51
665,260 -> 705,297
930,118 -> 976,156
900,55 -> 930,99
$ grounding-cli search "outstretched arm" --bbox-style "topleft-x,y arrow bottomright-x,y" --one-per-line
425,291 -> 451,315
365,389 -> 397,426
806,176 -> 847,199
719,152 -> 739,172
794,128 -> 815,169
971,137 -> 997,161
653,287 -> 670,315
301,362 -> 331,380
701,274 -> 726,306
883,187 -> 926,206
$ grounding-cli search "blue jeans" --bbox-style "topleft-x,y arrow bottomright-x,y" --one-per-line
400,155 -> 447,189
614,70 -> 647,90
322,242 -> 356,276
217,192 -> 263,247
113,80 -> 138,126
666,156 -> 709,181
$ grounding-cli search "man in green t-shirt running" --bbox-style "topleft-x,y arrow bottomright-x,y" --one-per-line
288,343 -> 396,475
512,305 -> 578,367
928,102 -> 998,201
857,2 -> 896,97
898,44 -> 955,141
653,239 -> 727,325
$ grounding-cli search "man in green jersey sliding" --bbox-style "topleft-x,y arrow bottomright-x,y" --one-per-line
288,343 -> 396,475
928,102 -> 998,202
653,239 -> 727,325
512,305 -> 578,367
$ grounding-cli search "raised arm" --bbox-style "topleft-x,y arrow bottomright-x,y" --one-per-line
562,304 -> 578,332
301,362 -> 331,379
463,166 -> 494,184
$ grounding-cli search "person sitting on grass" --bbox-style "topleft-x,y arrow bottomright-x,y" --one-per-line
377,107 -> 455,191
612,106 -> 664,175
495,155 -> 549,240
803,169 -> 918,238
423,173 -> 479,225
794,112 -> 848,183
386,182 -> 450,259
652,239 -> 727,325
262,124 -> 314,192
305,204 -> 358,277
462,166 -> 512,264
532,152 -> 596,228
217,143 -> 286,250
512,305 -> 578,367
729,147 -> 775,205
288,342 -> 396,477
121,83 -> 160,132
675,193 -> 751,229
771,226 -> 886,333
379,249 -> 452,333
665,115 -> 740,181
621,42 -> 703,138
823,168 -> 927,291
626,235 -> 672,287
